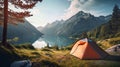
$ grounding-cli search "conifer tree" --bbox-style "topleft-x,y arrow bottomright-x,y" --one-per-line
112,4 -> 120,19
0,0 -> 42,46
110,4 -> 120,35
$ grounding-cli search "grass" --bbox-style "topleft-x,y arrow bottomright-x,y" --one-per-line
31,50 -> 120,67
97,37 -> 120,49
0,45 -> 21,67
0,43 -> 120,67
15,46 -> 120,67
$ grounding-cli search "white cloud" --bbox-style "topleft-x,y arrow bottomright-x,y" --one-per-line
61,0 -> 96,20
61,0 -> 80,20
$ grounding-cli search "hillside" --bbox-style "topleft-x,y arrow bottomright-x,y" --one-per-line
78,5 -> 120,41
0,8 -> 43,44
1,44 -> 120,67
38,20 -> 64,35
0,20 -> 43,44
38,11 -> 111,36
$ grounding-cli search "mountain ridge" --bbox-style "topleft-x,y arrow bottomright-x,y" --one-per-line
38,11 -> 111,37
77,5 -> 120,44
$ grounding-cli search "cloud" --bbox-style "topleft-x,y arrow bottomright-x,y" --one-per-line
62,0 -> 93,20
79,0 -> 89,4
62,0 -> 120,20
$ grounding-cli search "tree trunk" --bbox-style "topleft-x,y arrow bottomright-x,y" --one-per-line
2,0 -> 8,46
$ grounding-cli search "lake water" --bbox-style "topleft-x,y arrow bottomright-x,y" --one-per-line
32,35 -> 76,48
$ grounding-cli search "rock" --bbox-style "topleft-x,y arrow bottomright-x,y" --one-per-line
106,44 -> 120,55
10,60 -> 32,67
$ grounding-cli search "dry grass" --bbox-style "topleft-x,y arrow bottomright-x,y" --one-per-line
13,47 -> 120,67
97,37 -> 120,49
1,43 -> 120,67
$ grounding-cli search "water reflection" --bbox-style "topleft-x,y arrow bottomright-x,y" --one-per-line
32,40 -> 47,48
43,35 -> 74,46
33,35 -> 76,48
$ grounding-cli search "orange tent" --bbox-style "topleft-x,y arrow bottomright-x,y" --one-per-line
70,38 -> 108,60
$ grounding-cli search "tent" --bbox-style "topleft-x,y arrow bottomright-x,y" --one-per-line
70,38 -> 108,60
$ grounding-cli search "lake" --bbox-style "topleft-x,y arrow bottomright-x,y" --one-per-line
32,35 -> 76,48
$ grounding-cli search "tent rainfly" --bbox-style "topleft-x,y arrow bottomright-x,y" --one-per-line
70,38 -> 109,60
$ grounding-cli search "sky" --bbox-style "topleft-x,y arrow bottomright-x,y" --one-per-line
24,0 -> 120,27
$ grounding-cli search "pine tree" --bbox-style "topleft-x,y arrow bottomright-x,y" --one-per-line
110,4 -> 120,34
0,0 -> 42,46
112,4 -> 120,19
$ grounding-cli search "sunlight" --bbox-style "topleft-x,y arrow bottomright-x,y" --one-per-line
32,40 -> 47,49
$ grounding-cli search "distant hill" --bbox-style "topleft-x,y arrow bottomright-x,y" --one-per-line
78,5 -> 120,44
38,20 -> 64,35
38,11 -> 111,37
0,20 -> 43,44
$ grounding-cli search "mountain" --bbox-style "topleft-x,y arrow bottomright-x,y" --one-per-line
0,20 -> 43,44
78,5 -> 120,43
57,11 -> 111,36
38,11 -> 111,37
38,20 -> 64,35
